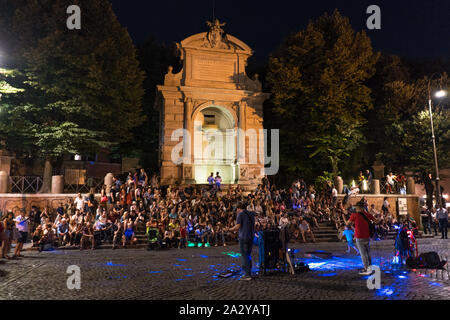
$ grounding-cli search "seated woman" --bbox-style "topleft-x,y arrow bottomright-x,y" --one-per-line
146,221 -> 160,250
112,220 -> 124,249
80,222 -> 95,250
122,220 -> 137,248
38,224 -> 56,252
32,225 -> 43,247
69,221 -> 83,247
214,222 -> 226,246
299,219 -> 316,243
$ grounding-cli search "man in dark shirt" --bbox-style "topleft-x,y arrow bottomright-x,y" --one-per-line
29,206 -> 41,233
420,206 -> 432,235
227,201 -> 255,280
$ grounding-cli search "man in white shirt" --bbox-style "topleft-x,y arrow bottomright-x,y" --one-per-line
14,209 -> 29,257
386,172 -> 396,194
74,193 -> 85,212
332,187 -> 338,206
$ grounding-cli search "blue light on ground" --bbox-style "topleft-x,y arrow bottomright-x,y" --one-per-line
173,264 -> 182,267
199,255 -> 208,258
430,282 -> 442,287
298,255 -> 363,271
177,259 -> 186,262
105,262 -> 126,267
185,274 -> 193,277
108,275 -> 128,279
175,279 -> 184,282
148,271 -> 163,274
376,287 -> 395,297
317,273 -> 337,277
184,268 -> 192,271
397,275 -> 407,279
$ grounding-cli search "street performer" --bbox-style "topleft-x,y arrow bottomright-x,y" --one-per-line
343,199 -> 376,275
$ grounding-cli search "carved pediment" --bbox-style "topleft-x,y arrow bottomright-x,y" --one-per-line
178,20 -> 252,55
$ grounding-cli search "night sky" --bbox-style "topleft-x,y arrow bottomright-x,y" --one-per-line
109,0 -> 450,62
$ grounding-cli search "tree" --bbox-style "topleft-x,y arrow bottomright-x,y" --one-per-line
266,10 -> 379,178
116,36 -> 180,171
375,74 -> 450,174
0,0 -> 145,191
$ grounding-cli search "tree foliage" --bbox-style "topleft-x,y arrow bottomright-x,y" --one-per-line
0,0 -> 145,158
266,10 -> 379,178
375,74 -> 450,174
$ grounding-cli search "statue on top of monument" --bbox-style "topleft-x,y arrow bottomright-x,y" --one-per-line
204,19 -> 230,49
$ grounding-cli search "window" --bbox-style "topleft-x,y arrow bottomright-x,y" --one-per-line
204,114 -> 215,126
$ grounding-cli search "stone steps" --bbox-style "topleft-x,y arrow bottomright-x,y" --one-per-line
310,222 -> 339,242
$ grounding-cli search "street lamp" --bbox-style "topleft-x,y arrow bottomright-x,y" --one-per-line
427,73 -> 448,207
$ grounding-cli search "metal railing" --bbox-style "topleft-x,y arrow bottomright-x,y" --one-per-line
9,176 -> 43,193
7,175 -> 104,194
64,176 -> 104,194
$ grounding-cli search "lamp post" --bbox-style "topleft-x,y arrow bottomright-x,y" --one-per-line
427,73 -> 448,207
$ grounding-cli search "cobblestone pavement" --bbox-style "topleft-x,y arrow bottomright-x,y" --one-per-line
0,238 -> 450,300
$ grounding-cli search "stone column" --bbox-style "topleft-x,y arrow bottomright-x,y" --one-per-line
104,173 -> 114,194
51,175 -> 64,194
184,98 -> 193,164
407,177 -> 416,195
372,161 -> 385,180
334,176 -> 343,194
0,171 -> 9,193
237,102 -> 249,184
371,179 -> 380,195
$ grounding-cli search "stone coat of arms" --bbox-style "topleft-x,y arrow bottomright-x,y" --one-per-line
204,19 -> 230,49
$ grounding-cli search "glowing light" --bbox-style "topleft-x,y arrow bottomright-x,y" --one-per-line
397,275 -> 407,279
352,180 -> 356,188
363,180 -> 368,191
222,251 -> 241,258
307,262 -> 327,269
435,90 -> 448,98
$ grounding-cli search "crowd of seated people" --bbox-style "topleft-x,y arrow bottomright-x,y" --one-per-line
5,169 -> 408,253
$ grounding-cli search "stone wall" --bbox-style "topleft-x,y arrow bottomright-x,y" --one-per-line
0,194 -> 99,215
338,194 -> 421,226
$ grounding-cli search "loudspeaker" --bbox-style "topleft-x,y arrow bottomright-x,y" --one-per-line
263,229 -> 281,271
